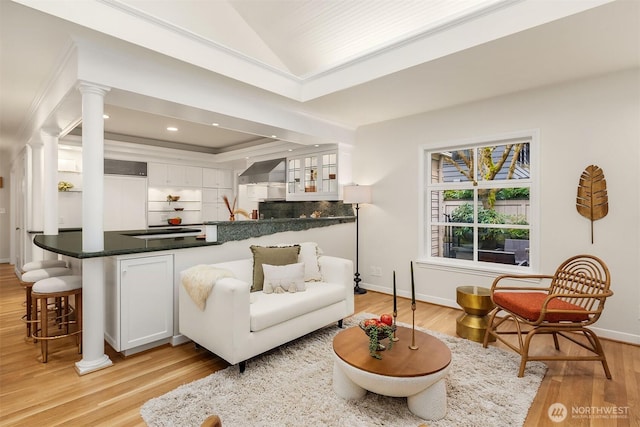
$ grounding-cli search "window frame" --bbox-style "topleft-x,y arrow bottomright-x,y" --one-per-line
418,129 -> 540,274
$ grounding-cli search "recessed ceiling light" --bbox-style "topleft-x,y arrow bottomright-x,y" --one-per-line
314,144 -> 320,147
103,114 -> 110,119
167,126 -> 178,132
212,123 -> 219,126
288,149 -> 293,152
271,135 -> 277,138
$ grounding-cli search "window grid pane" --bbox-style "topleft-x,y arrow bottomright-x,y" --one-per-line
425,137 -> 533,268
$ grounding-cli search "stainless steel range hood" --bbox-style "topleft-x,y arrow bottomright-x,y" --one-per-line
238,158 -> 286,185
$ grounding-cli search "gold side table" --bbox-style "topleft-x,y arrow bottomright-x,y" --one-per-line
456,286 -> 495,343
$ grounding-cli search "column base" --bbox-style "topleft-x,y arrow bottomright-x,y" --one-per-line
75,354 -> 113,376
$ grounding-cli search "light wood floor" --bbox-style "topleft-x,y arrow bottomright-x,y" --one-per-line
0,263 -> 638,426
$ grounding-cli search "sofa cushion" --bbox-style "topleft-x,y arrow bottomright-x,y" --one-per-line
250,282 -> 345,332
277,242 -> 323,282
262,262 -> 305,294
250,245 -> 300,292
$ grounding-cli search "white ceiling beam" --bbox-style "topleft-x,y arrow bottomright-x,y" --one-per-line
14,0 -> 615,102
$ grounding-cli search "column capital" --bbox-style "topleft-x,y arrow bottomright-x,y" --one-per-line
77,81 -> 111,97
27,139 -> 44,148
40,128 -> 62,139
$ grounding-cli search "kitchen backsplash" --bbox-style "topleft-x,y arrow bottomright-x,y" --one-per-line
258,201 -> 355,219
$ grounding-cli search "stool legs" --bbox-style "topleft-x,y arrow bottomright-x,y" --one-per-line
19,266 -> 72,342
39,296 -> 49,362
25,283 -> 33,339
32,290 -> 83,363
19,281 -> 38,342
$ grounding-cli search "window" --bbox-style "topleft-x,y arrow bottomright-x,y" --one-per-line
422,131 -> 537,270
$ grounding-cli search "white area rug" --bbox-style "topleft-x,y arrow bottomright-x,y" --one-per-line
141,314 -> 546,426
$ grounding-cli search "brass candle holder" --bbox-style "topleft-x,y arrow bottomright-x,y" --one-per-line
409,303 -> 419,350
392,310 -> 399,342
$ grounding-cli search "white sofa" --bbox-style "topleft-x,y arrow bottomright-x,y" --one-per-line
179,255 -> 354,372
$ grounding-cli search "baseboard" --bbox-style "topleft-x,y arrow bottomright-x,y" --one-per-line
360,282 -> 458,310
591,326 -> 640,345
361,282 -> 640,346
171,334 -> 191,347
0,258 -> 10,264
121,338 -> 171,356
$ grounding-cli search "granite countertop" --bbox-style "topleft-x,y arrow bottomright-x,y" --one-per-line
33,216 -> 355,259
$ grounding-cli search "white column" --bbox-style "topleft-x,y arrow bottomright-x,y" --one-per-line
41,131 -> 59,238
29,141 -> 44,233
25,141 -> 49,263
75,82 -> 112,375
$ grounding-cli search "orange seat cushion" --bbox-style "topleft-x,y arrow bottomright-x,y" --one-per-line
493,292 -> 590,323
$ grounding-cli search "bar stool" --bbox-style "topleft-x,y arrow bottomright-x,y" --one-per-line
19,267 -> 71,341
31,275 -> 82,363
21,259 -> 67,273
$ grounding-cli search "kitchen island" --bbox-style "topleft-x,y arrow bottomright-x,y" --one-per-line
33,216 -> 355,258
31,216 -> 356,363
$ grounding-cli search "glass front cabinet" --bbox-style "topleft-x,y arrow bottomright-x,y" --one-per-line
287,151 -> 338,200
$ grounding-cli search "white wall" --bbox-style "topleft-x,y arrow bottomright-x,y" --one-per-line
0,150 -> 10,262
354,69 -> 640,344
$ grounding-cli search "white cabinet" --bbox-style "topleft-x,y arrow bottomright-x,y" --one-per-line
202,203 -> 229,221
105,254 -> 174,355
184,166 -> 203,187
147,164 -> 233,224
147,162 -> 168,187
202,188 -> 218,203
203,168 -> 233,188
287,151 -> 339,200
202,188 -> 234,221
149,163 -> 202,187
104,176 -> 147,231
202,188 -> 234,203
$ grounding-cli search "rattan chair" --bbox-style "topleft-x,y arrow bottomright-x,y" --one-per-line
483,254 -> 613,378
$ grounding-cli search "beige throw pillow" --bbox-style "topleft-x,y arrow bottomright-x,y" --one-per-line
262,262 -> 305,294
250,245 -> 300,292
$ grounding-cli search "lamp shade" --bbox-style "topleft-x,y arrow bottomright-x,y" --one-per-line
343,185 -> 372,204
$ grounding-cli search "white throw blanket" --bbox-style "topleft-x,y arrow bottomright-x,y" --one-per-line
181,265 -> 235,310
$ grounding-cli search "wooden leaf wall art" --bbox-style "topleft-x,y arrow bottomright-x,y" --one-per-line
576,165 -> 608,244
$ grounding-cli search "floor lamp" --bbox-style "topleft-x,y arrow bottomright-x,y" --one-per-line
343,184 -> 372,295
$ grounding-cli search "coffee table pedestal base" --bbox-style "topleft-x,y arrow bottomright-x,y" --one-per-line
332,354 -> 450,420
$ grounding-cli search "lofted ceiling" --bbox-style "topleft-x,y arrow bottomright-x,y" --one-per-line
0,0 -> 638,159
223,0 -> 504,77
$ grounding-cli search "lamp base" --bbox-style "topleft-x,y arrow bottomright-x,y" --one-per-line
354,285 -> 367,295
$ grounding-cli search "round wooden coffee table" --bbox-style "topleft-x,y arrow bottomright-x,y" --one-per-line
332,325 -> 451,420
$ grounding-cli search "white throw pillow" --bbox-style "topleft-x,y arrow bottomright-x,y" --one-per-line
277,242 -> 323,282
262,262 -> 306,294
